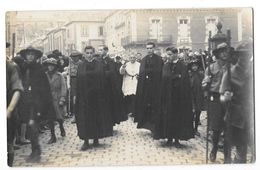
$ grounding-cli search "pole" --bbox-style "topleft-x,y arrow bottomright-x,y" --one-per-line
12,33 -> 15,58
68,57 -> 71,116
206,30 -> 212,164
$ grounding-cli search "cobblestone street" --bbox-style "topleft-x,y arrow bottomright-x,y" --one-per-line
13,111 -> 227,167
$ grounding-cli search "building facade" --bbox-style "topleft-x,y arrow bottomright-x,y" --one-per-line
104,8 -> 252,57
64,21 -> 105,55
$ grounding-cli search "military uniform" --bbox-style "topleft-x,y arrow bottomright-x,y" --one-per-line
220,40 -> 254,163
202,42 -> 229,162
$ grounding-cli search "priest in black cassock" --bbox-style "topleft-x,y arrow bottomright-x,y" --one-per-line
75,46 -> 113,150
154,46 -> 194,148
97,45 -> 126,125
134,42 -> 163,132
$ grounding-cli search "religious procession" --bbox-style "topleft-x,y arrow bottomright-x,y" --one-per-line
6,9 -> 254,167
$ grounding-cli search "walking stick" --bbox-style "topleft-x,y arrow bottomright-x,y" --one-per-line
68,57 -> 71,116
206,31 -> 212,164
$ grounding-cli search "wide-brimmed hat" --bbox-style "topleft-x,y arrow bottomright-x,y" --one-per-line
212,42 -> 228,56
20,46 -> 43,59
44,58 -> 58,66
70,50 -> 82,58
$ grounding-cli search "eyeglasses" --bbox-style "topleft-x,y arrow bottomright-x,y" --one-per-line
85,52 -> 93,54
146,48 -> 153,50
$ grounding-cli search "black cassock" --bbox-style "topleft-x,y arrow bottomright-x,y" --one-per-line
134,54 -> 163,131
154,61 -> 194,140
75,59 -> 113,140
100,57 -> 126,125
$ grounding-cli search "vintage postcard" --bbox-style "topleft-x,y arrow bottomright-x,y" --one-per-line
5,8 -> 254,167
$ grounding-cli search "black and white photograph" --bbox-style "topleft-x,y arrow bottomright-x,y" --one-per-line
2,0 -> 257,169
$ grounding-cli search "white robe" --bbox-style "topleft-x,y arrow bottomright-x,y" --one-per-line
120,61 -> 140,96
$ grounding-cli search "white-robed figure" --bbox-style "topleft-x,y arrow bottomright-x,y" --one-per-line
120,54 -> 140,117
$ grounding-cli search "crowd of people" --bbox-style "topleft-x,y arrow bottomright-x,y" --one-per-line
6,39 -> 254,166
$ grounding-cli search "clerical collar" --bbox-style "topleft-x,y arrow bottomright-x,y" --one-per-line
172,59 -> 179,64
103,54 -> 109,59
86,58 -> 94,62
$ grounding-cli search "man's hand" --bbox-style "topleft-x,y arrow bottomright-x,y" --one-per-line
29,119 -> 35,126
224,91 -> 233,101
220,91 -> 233,103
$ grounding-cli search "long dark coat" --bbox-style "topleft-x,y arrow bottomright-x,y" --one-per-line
134,54 -> 163,131
19,62 -> 55,121
75,59 -> 113,140
190,71 -> 204,111
100,57 -> 126,125
154,61 -> 194,140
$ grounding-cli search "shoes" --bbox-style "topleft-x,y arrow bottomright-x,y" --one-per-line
174,141 -> 182,148
60,128 -> 66,137
80,142 -> 91,151
93,139 -> 99,147
26,147 -> 41,163
47,136 -> 57,144
210,149 -> 217,162
26,154 -> 41,163
194,131 -> 201,137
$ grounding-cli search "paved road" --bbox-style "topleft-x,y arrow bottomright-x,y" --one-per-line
13,111 -> 230,167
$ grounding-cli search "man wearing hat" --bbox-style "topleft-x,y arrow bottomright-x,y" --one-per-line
6,42 -> 24,166
202,42 -> 230,162
19,46 -> 55,163
220,40 -> 254,163
68,50 -> 82,123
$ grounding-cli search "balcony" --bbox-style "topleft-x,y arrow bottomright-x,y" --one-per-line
121,34 -> 172,47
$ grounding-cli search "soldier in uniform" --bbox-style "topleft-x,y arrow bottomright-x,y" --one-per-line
202,42 -> 229,162
220,40 -> 254,163
68,51 -> 82,123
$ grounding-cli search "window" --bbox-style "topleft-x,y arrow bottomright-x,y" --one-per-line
81,25 -> 88,37
98,26 -> 104,36
207,18 -> 216,23
149,18 -> 162,40
179,19 -> 188,24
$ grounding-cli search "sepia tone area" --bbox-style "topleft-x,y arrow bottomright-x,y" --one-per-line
6,8 -> 254,167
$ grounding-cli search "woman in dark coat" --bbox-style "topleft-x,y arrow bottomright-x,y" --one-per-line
154,47 -> 194,147
75,46 -> 113,150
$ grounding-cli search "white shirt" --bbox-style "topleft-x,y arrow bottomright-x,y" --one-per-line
120,61 -> 140,96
